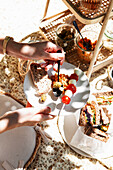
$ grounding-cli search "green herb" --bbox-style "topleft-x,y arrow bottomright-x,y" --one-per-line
98,102 -> 103,105
85,115 -> 88,122
108,96 -> 113,99
93,114 -> 95,124
106,101 -> 112,105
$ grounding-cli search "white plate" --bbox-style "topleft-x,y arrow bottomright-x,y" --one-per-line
58,109 -> 91,158
58,109 -> 113,159
24,62 -> 90,115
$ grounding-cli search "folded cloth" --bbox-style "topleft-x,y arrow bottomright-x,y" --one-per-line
35,126 -> 52,144
2,160 -> 14,170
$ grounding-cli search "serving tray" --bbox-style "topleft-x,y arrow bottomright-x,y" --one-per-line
62,0 -> 113,24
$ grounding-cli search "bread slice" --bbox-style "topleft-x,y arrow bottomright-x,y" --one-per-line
87,101 -> 100,125
92,91 -> 113,125
100,107 -> 110,125
30,63 -> 47,85
84,125 -> 109,143
30,63 -> 52,95
79,106 -> 88,126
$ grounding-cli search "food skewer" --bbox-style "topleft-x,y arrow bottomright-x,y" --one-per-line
53,50 -> 64,97
53,60 -> 64,97
58,60 -> 60,82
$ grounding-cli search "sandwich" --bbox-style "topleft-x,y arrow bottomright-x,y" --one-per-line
79,91 -> 113,142
79,101 -> 100,126
84,125 -> 109,143
30,63 -> 52,95
92,91 -> 113,105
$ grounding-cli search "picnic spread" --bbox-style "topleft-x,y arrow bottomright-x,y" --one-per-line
0,0 -> 113,169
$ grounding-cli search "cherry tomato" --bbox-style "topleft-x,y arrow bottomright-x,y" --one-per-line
66,84 -> 76,94
26,102 -> 32,108
70,73 -> 79,81
62,95 -> 71,104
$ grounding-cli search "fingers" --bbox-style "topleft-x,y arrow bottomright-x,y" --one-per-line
36,106 -> 51,115
46,52 -> 65,62
41,58 -> 65,72
32,106 -> 55,122
45,41 -> 63,53
45,64 -> 53,71
44,41 -> 65,62
33,113 -> 55,122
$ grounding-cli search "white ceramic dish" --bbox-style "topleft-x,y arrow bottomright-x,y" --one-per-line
58,109 -> 91,157
58,106 -> 113,159
24,62 -> 90,116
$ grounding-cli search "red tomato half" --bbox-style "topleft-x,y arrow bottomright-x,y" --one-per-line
26,102 -> 32,108
62,95 -> 71,104
66,84 -> 76,94
70,73 -> 79,81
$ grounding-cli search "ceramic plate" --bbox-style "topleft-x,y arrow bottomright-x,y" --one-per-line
58,109 -> 91,158
24,62 -> 90,115
58,101 -> 113,159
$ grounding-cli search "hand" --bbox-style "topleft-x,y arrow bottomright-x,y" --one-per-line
0,106 -> 55,133
28,41 -> 65,71
16,106 -> 55,126
8,40 -> 65,71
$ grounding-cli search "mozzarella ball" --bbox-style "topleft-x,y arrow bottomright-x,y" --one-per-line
69,79 -> 76,86
65,90 -> 73,98
74,68 -> 82,76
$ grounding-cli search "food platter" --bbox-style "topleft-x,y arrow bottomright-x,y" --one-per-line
24,62 -> 90,116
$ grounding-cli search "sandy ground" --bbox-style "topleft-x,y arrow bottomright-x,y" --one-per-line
0,0 -> 67,41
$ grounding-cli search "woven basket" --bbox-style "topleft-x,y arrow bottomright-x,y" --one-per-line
62,0 -> 113,24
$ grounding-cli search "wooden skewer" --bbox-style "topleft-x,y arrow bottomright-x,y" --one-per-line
43,0 -> 50,19
87,0 -> 113,79
41,9 -> 69,22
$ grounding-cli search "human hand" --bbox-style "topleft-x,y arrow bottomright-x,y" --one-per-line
19,41 -> 65,71
0,106 -> 55,133
6,39 -> 65,71
16,106 -> 55,127
29,41 -> 65,71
